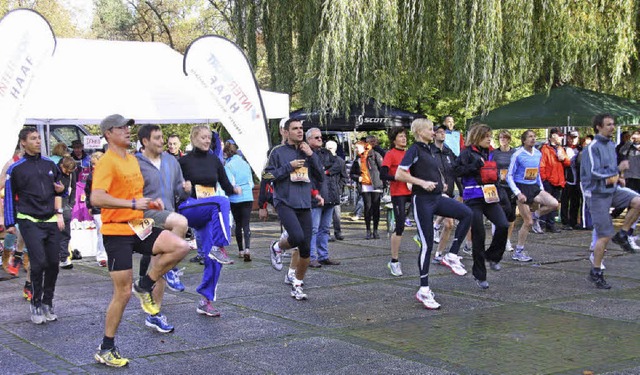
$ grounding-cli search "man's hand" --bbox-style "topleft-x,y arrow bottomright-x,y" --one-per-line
57,214 -> 65,231
7,226 -> 16,234
517,193 -> 526,203
290,159 -> 305,169
299,142 -> 313,156
53,181 -> 64,193
315,194 -> 324,207
135,197 -> 153,210
259,208 -> 268,221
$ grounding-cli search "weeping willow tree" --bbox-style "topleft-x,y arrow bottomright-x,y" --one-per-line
258,0 -> 639,119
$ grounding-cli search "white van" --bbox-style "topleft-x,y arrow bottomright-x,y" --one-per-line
23,124 -> 93,156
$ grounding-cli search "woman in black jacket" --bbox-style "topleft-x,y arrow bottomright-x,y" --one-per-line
453,123 -> 509,289
350,140 -> 384,239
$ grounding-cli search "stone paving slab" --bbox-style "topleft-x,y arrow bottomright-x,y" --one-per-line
544,296 -> 640,323
347,304 -> 640,375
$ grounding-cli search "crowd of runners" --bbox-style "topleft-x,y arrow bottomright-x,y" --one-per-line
0,112 -> 637,367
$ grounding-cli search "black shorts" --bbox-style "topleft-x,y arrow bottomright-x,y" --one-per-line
516,183 -> 541,205
103,227 -> 163,271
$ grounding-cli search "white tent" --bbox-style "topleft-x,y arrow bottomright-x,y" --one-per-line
23,38 -> 289,125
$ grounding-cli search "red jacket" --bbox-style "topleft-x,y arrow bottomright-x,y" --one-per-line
540,143 -> 571,187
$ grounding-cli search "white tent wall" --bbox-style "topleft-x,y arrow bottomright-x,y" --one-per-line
23,38 -> 289,125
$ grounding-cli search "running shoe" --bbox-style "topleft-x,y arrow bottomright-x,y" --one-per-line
589,252 -> 605,270
30,304 -> 45,325
431,252 -> 443,265
589,270 -> 612,289
238,250 -> 245,258
95,346 -> 129,367
269,240 -> 283,271
511,250 -> 532,262
284,272 -> 304,285
475,279 -> 490,289
461,242 -> 472,255
415,287 -> 440,309
6,255 -> 22,276
612,230 -> 635,252
23,282 -> 32,301
433,224 -> 441,244
189,254 -> 204,264
97,260 -> 107,267
413,234 -> 422,248
42,304 -> 57,322
60,258 -> 73,270
244,250 -> 252,262
628,236 -> 640,252
290,282 -> 308,300
387,261 -> 403,276
208,246 -> 233,264
505,239 -> 514,252
145,313 -> 174,333
531,217 -> 544,234
131,282 -> 160,315
404,219 -> 413,227
196,300 -> 221,317
163,267 -> 185,292
488,261 -> 501,271
441,253 -> 467,276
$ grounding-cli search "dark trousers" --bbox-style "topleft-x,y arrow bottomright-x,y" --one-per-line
332,204 -> 342,235
276,204 -> 313,258
541,182 -> 562,228
230,201 -> 253,251
362,192 -> 381,232
465,199 -> 509,282
560,183 -> 582,227
18,219 -> 61,306
59,208 -> 72,261
413,194 -> 472,287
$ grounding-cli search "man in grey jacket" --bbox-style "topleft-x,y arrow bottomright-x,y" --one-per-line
136,125 -> 192,332
581,114 -> 640,289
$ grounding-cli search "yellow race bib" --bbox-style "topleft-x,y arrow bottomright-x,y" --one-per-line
128,218 -> 155,240
195,184 -> 216,199
524,168 -> 538,181
482,184 -> 500,203
290,167 -> 310,183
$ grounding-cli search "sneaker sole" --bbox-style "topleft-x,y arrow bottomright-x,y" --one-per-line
207,253 -> 233,264
414,293 -> 440,310
440,259 -> 467,276
511,257 -> 532,262
145,320 -> 174,333
94,354 -> 129,367
31,317 -> 45,324
196,308 -> 221,317
165,285 -> 185,292
387,264 -> 402,277
291,293 -> 308,300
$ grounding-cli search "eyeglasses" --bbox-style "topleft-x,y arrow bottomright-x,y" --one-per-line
311,136 -> 322,140
111,125 -> 130,131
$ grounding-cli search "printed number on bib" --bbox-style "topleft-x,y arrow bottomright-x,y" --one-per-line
128,218 -> 155,240
290,167 -> 310,183
524,168 -> 538,181
482,184 -> 500,204
195,184 -> 216,199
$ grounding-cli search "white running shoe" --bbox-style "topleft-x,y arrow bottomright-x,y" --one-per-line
415,287 -> 440,309
506,239 -> 514,252
589,252 -> 605,270
441,253 -> 467,276
290,281 -> 308,300
433,224 -> 442,244
387,261 -> 403,276
531,217 -> 544,234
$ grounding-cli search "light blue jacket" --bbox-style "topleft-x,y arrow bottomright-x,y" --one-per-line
580,134 -> 619,196
224,154 -> 254,203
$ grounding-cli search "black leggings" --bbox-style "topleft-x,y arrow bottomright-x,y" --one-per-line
413,194 -> 472,287
362,192 -> 381,232
275,204 -> 312,258
391,195 -> 411,235
231,201 -> 252,251
466,199 -> 509,282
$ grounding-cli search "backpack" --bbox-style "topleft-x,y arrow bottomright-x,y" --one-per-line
479,153 -> 498,184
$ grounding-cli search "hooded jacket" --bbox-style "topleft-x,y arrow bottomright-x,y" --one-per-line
580,134 -> 620,195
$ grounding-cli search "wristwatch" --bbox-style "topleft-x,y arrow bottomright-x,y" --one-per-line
56,208 -> 63,214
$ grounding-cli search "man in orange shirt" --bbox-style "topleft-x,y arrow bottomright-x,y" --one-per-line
540,128 -> 571,233
91,114 -> 189,367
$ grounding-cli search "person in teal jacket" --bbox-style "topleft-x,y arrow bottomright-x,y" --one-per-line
224,141 -> 254,261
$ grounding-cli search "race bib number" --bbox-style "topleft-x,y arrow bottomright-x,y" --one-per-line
606,175 -> 619,186
128,218 -> 155,240
482,184 -> 500,203
195,184 -> 216,199
524,168 -> 538,181
80,193 -> 86,202
500,169 -> 508,182
290,167 -> 310,183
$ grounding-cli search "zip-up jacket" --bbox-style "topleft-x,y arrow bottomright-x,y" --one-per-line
350,150 -> 384,191
618,141 -> 640,180
312,147 -> 343,208
179,147 -> 235,198
540,143 -> 570,187
59,168 -> 77,209
4,153 -> 62,227
263,142 -> 323,209
507,146 -> 544,196
224,154 -> 254,203
453,145 -> 491,201
433,142 -> 456,198
398,142 -> 444,196
580,134 -> 620,195
137,151 -> 190,211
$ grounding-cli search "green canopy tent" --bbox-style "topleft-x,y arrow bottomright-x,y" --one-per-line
470,85 -> 640,129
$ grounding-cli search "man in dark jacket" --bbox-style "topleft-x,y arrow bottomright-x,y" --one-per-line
326,141 -> 347,241
307,128 -> 341,268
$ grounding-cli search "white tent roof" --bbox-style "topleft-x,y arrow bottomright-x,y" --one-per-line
23,38 -> 289,125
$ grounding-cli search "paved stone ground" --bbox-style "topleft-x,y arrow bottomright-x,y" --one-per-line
1,213 -> 640,374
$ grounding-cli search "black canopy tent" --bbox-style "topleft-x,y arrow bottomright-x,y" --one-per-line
470,85 -> 640,129
290,99 -> 426,131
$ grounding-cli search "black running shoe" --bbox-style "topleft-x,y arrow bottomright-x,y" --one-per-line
612,231 -> 635,253
589,270 -> 612,289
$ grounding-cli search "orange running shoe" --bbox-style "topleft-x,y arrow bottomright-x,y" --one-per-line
6,255 -> 22,276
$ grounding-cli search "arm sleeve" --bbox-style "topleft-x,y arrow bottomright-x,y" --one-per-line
379,166 -> 394,181
217,160 -> 235,196
263,148 -> 294,182
4,169 -> 16,227
507,152 -> 520,196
